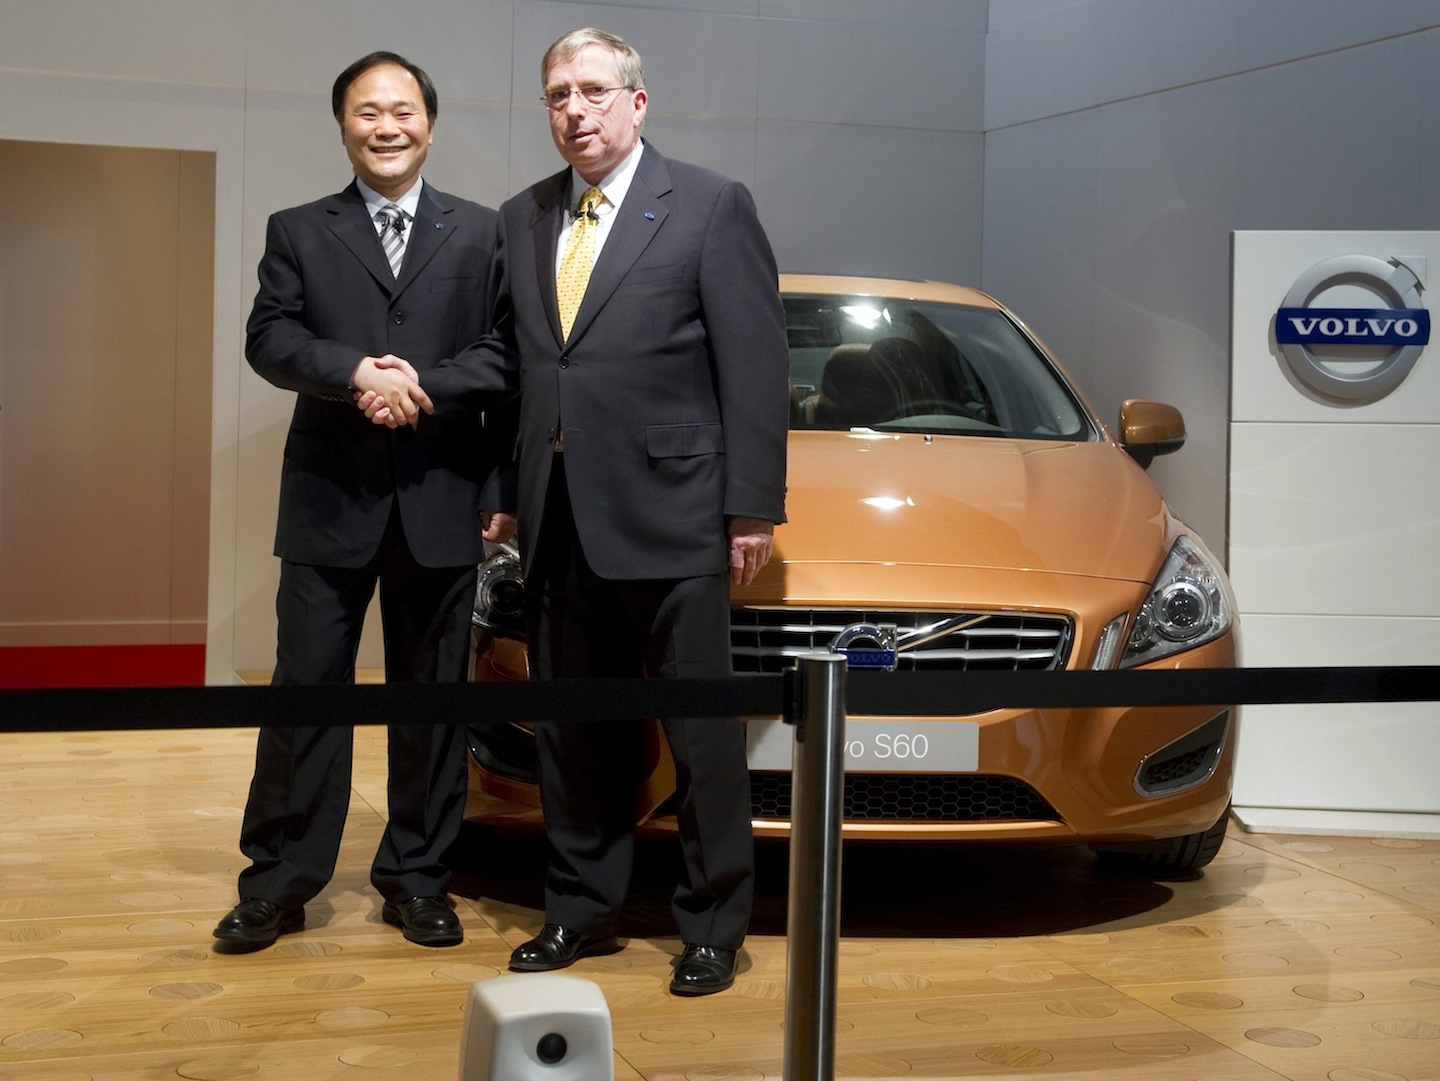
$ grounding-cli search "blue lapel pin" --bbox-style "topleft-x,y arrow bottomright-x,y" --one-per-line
644,212 -> 655,220
435,222 -> 445,230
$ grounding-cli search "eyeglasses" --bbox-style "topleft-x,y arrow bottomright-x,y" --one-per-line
541,85 -> 634,111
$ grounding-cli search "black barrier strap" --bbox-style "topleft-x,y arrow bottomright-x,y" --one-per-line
845,665 -> 1440,715
0,676 -> 784,734
1,666 -> 1436,734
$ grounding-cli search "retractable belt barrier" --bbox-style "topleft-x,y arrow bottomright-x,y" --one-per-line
4,662 -> 1438,1081
2,664 -> 1436,733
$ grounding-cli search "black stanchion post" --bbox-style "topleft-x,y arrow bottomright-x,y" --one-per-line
784,652 -> 847,1081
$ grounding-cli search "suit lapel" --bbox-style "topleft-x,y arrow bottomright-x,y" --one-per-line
393,184 -> 455,297
530,171 -> 569,346
565,148 -> 671,345
325,182 -> 395,292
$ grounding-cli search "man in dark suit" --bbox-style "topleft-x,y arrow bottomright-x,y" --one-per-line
213,51 -> 514,953
481,27 -> 788,995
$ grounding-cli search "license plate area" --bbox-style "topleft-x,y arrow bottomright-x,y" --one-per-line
746,718 -> 979,773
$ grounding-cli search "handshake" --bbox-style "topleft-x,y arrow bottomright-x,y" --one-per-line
350,354 -> 430,428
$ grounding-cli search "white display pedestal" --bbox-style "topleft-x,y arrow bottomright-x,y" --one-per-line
1228,232 -> 1440,833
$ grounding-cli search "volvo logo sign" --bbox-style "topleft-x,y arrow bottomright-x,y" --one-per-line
1274,254 -> 1429,400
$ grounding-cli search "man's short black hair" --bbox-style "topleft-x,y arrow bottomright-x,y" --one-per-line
332,51 -> 438,122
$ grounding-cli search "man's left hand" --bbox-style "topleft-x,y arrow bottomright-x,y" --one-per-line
481,510 -> 517,544
726,516 -> 775,586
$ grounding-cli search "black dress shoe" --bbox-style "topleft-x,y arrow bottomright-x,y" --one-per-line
213,898 -> 304,954
382,896 -> 463,947
508,923 -> 622,972
670,944 -> 738,996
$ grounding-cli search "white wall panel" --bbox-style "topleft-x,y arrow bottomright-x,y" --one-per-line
1230,231 -> 1440,818
1231,613 -> 1440,813
1230,422 -> 1440,616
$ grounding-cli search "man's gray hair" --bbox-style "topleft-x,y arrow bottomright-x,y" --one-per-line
541,27 -> 646,91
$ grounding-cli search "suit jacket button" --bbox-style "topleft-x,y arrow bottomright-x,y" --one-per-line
393,312 -> 404,324
559,355 -> 569,368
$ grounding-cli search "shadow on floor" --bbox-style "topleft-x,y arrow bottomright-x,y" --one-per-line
448,823 -> 1179,940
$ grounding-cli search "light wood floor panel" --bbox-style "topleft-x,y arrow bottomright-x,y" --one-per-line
3,726 -> 1438,1080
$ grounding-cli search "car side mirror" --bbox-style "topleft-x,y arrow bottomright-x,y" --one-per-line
1118,399 -> 1185,469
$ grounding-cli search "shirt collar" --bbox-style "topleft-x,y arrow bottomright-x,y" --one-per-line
567,139 -> 645,216
356,177 -> 424,220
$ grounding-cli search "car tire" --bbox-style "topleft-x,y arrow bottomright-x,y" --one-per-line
1089,805 -> 1231,877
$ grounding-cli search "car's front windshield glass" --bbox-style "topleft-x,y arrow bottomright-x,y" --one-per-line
784,295 -> 1094,441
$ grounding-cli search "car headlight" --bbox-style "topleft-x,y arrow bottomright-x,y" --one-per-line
1120,535 -> 1232,668
473,539 -> 527,641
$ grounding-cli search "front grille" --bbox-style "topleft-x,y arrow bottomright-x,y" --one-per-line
751,772 -> 1059,823
731,607 -> 1072,673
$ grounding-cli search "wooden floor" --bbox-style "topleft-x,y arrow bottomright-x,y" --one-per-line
2,725 -> 1438,1081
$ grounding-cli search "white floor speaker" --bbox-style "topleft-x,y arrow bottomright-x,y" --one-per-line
458,973 -> 614,1081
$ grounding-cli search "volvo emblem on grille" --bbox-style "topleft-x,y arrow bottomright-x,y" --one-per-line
831,623 -> 899,670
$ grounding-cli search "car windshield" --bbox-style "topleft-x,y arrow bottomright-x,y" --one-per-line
785,294 -> 1095,440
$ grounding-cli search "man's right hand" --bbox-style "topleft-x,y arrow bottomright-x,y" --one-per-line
351,354 -> 430,428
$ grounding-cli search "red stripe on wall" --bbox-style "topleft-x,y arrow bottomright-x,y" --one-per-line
0,644 -> 206,688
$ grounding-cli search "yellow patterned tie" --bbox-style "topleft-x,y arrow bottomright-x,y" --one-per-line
556,186 -> 603,340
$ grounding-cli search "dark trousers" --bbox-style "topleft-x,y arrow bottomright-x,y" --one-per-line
526,456 -> 754,949
238,506 -> 475,907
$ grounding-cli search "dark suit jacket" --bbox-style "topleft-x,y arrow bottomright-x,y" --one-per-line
246,180 -> 514,570
490,144 -> 789,580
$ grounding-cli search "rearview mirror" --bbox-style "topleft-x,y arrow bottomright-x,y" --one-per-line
1118,399 -> 1185,469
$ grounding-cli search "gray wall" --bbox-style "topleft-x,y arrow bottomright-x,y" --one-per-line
0,0 -> 987,679
4,0 -> 1437,676
983,0 -> 1440,552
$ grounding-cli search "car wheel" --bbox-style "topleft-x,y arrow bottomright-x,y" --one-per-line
1089,805 -> 1231,877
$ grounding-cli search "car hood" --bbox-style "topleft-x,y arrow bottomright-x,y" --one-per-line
773,431 -> 1170,584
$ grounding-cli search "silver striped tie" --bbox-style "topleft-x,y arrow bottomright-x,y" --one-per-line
379,203 -> 406,278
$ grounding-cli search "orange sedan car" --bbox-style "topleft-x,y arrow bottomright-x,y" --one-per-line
467,276 -> 1239,876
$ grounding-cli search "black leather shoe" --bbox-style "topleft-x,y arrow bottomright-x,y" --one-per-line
382,896 -> 463,947
670,944 -> 738,996
213,898 -> 304,954
508,923 -> 622,971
